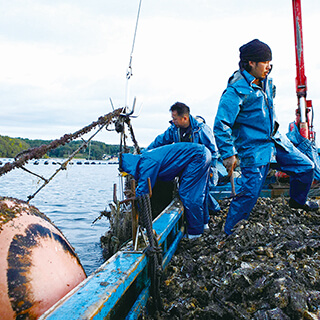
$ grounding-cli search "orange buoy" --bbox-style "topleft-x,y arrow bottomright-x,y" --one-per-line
0,197 -> 87,320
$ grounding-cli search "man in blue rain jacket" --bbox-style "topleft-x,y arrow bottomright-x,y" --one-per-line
120,143 -> 211,236
145,101 -> 220,212
214,39 -> 318,235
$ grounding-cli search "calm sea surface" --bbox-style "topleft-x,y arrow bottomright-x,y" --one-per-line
0,159 -> 121,275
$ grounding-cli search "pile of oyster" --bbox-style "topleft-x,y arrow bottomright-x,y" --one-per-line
142,197 -> 320,320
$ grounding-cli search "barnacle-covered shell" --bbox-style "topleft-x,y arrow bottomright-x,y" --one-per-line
140,197 -> 320,319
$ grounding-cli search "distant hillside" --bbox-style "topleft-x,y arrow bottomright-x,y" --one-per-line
0,135 -> 124,160
0,136 -> 30,158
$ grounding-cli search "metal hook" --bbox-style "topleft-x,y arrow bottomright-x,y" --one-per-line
129,102 -> 143,118
120,97 -> 136,116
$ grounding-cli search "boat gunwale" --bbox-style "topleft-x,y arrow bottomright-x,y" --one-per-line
39,197 -> 184,320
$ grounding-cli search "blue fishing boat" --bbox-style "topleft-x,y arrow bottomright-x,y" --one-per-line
0,106 -> 186,319
1,0 -> 319,319
39,197 -> 184,320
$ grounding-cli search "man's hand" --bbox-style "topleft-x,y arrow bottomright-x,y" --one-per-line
223,155 -> 237,176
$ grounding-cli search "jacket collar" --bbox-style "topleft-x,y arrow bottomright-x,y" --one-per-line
241,70 -> 256,86
169,114 -> 200,131
241,69 -> 268,89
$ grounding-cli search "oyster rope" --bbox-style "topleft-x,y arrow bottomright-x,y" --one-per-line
0,108 -> 123,177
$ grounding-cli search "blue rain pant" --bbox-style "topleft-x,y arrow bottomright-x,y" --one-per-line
224,141 -> 314,235
287,122 -> 320,181
121,143 -> 212,235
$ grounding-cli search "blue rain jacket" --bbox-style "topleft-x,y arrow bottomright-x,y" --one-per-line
145,114 -> 220,211
145,114 -> 219,161
215,69 -> 315,235
120,143 -> 212,235
214,70 -> 278,167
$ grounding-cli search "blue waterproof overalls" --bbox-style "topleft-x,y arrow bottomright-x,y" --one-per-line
214,70 -> 314,235
145,114 -> 220,212
121,143 -> 212,235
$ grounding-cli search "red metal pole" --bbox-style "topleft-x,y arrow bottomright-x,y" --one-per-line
292,0 -> 313,140
293,0 -> 307,96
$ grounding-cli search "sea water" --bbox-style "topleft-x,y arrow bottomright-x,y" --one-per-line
0,159 -> 121,275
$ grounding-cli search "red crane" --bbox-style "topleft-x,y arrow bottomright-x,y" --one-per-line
276,0 -> 317,182
291,0 -> 315,141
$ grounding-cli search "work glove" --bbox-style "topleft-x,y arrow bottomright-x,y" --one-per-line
223,155 -> 237,176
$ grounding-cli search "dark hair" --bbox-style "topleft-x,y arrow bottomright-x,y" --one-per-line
169,102 -> 190,116
239,60 -> 252,72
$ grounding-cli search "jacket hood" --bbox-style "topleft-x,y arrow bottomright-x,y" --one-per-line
189,114 -> 202,131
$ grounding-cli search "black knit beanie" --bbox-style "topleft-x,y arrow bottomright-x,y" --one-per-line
239,39 -> 272,62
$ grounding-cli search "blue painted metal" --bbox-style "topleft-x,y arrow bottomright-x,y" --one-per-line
162,229 -> 184,269
39,198 -> 184,320
125,285 -> 150,320
153,199 -> 183,244
125,229 -> 184,320
212,187 -> 290,200
214,186 -> 291,199
212,175 -> 289,200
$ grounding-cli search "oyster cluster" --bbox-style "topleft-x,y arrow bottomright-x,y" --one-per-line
142,197 -> 320,320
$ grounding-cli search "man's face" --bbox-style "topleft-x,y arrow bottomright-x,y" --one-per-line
171,110 -> 189,128
249,61 -> 272,80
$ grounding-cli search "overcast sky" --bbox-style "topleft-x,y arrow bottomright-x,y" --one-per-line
1,0 -> 320,147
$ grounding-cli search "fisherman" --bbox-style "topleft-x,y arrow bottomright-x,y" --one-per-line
214,39 -> 319,235
145,101 -> 220,214
120,143 -> 211,238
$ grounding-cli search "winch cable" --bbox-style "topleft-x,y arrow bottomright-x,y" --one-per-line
116,0 -> 142,160
125,0 -> 143,109
137,194 -> 163,311
116,0 -> 142,198
122,0 -> 163,310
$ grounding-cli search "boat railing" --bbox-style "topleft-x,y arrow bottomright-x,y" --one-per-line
39,197 -> 184,320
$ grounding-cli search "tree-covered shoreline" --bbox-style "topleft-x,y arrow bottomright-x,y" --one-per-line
0,135 -> 124,160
